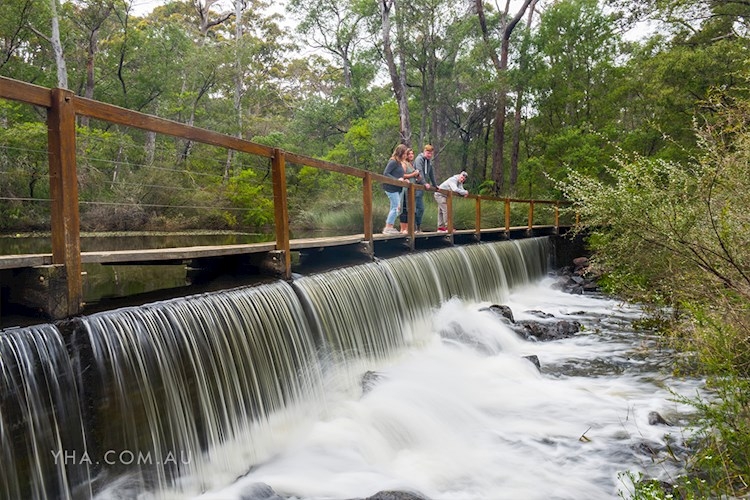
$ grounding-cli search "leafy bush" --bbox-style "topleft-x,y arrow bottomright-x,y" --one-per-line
226,168 -> 274,229
560,94 -> 750,498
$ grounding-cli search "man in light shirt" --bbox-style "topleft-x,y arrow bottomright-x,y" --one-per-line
434,171 -> 469,232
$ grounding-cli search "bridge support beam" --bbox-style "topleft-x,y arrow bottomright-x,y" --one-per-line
48,88 -> 83,316
258,251 -> 288,277
8,265 -> 74,320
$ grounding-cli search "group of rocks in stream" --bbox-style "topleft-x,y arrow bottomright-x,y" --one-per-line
239,257 -> 681,500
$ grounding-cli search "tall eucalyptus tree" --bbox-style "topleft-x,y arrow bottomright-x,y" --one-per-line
48,0 -> 68,88
68,0 -> 116,125
527,0 -> 623,183
288,0 -> 372,92
379,0 -> 412,147
474,0 -> 534,194
400,0 -> 472,177
509,0 -> 539,190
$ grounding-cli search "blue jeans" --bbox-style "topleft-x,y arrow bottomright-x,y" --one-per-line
385,190 -> 401,225
415,190 -> 425,228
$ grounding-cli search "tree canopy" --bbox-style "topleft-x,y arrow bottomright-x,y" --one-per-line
1,0 -> 748,231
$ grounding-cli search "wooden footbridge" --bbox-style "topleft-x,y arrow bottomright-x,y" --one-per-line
0,76 -> 574,320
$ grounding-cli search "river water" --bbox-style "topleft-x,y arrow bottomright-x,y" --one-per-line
191,278 -> 703,500
2,238 -> 704,500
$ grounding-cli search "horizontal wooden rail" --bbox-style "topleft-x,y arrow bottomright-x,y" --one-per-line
0,76 -> 576,319
75,96 -> 275,158
0,76 -> 52,107
285,152 -> 366,178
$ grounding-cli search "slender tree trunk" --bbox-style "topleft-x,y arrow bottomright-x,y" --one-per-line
80,3 -> 114,127
380,0 -> 411,146
179,75 -> 214,162
431,103 -> 445,180
420,66 -> 428,148
81,27 -> 98,127
225,0 -> 245,183
483,113 -> 491,180
510,0 -> 539,192
475,0 -> 533,194
145,130 -> 156,164
49,0 -> 68,89
510,91 -> 523,192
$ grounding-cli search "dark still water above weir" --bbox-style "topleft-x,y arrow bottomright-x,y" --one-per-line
0,232 -> 276,320
0,238 -> 705,500
0,231 -> 273,255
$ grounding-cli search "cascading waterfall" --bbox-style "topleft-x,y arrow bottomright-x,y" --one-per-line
0,324 -> 90,500
78,280 -> 325,495
0,237 -> 564,499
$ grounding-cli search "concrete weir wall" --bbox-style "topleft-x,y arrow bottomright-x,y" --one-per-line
1,232 -> 589,328
550,231 -> 589,270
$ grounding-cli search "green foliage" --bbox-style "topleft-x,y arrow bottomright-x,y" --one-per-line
561,94 -> 750,500
476,180 -> 496,196
0,120 -> 50,230
558,94 -> 750,308
324,118 -> 377,170
360,101 -> 402,168
676,376 -> 750,497
525,126 -> 617,198
226,168 -> 274,228
619,471 -> 713,500
620,371 -> 750,499
251,131 -> 290,150
530,0 -> 623,131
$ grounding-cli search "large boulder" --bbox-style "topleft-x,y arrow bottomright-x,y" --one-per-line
479,304 -> 514,323
513,319 -> 582,341
361,370 -> 386,395
361,491 -> 431,500
480,304 -> 581,342
239,483 -> 286,500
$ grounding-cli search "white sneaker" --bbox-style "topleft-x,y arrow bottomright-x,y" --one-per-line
382,227 -> 401,234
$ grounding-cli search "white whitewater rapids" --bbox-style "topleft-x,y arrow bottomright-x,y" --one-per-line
1,239 -> 704,500
195,280 -> 703,500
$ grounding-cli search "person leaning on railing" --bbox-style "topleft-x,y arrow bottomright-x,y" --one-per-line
434,171 -> 469,232
382,144 -> 409,234
413,144 -> 436,232
398,148 -> 423,234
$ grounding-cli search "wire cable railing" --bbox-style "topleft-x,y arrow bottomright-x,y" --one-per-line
0,75 -> 575,318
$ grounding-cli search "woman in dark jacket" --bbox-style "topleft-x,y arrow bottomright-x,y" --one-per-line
382,144 -> 409,234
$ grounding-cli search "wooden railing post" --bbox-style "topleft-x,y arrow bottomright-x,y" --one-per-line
554,202 -> 560,233
527,200 -> 535,231
475,197 -> 481,239
271,148 -> 291,279
363,173 -> 373,240
47,87 -> 82,317
447,192 -> 454,232
504,198 -> 511,232
404,185 -> 414,249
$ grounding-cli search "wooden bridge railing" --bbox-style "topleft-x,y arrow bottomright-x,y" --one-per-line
0,76 -> 572,318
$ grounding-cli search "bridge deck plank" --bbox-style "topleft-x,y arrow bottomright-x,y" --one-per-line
0,227 -> 561,270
